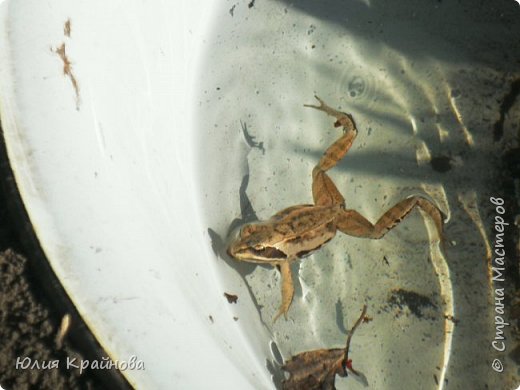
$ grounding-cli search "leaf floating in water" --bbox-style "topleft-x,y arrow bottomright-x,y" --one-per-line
282,305 -> 368,390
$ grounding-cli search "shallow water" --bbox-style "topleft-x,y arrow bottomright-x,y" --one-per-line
196,1 -> 520,388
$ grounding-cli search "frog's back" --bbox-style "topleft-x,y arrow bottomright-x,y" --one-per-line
267,204 -> 339,259
269,204 -> 338,237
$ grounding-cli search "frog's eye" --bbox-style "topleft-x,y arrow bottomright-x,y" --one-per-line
241,225 -> 253,235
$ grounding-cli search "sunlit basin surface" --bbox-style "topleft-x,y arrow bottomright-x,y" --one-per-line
198,1 -> 520,389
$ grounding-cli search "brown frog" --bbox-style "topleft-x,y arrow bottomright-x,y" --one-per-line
227,96 -> 444,322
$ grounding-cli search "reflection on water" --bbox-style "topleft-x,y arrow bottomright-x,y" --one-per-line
197,1 -> 520,388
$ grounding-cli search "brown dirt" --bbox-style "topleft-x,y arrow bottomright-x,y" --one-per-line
0,178 -> 112,389
0,249 -> 100,390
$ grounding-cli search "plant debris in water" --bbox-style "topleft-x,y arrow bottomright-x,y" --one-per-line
224,292 -> 238,304
281,305 -> 368,390
430,155 -> 453,173
386,288 -> 437,319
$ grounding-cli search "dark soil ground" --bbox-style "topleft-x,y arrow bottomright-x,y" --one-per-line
0,202 -> 104,389
0,164 -> 135,390
0,249 -> 100,390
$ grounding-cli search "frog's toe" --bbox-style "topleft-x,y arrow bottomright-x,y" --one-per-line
272,306 -> 288,324
272,296 -> 293,323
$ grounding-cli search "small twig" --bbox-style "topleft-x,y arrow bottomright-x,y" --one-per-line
343,304 -> 367,376
55,313 -> 71,349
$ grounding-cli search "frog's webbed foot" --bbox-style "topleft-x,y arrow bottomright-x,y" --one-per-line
304,95 -> 356,132
336,196 -> 445,242
273,261 -> 295,323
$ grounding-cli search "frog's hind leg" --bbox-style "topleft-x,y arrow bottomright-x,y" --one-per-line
273,261 -> 295,323
305,96 -> 358,207
336,196 -> 444,241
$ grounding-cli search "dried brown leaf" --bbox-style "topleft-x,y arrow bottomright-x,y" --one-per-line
282,305 -> 367,390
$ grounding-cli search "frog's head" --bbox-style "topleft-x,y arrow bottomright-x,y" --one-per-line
227,222 -> 287,263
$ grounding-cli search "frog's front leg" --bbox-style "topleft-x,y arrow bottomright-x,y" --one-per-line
336,196 -> 444,242
273,260 -> 295,323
